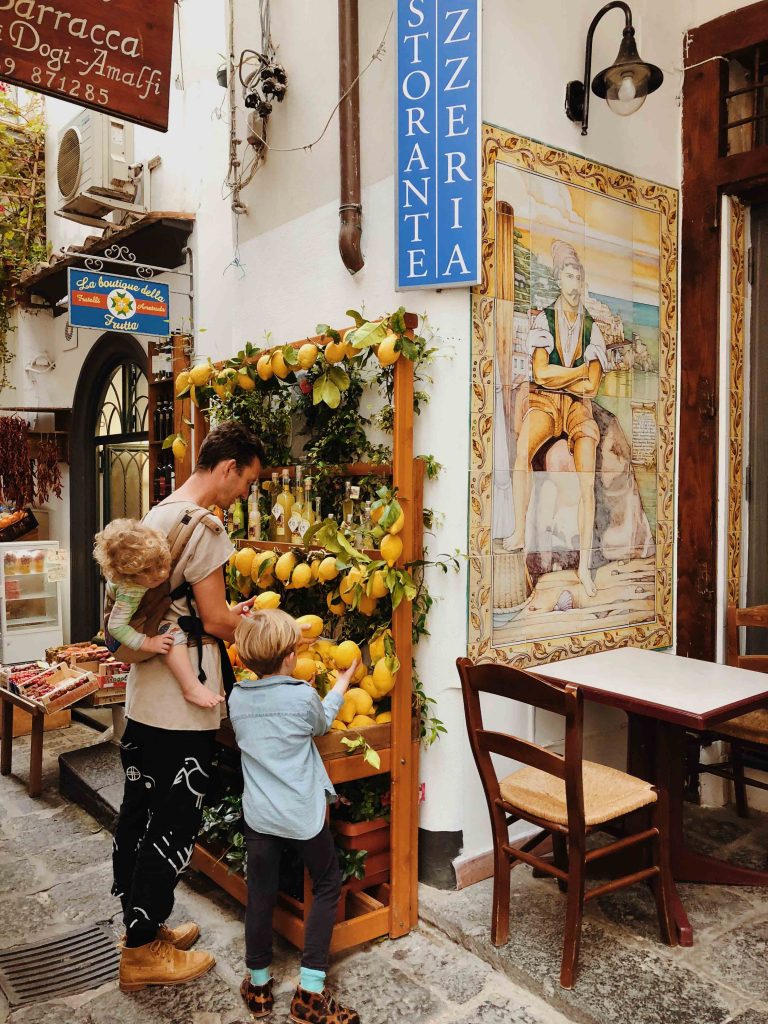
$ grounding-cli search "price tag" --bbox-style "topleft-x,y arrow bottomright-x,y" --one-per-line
350,485 -> 361,500
271,504 -> 284,521
297,519 -> 311,538
46,549 -> 69,583
288,514 -> 302,535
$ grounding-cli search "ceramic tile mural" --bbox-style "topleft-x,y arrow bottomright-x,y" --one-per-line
468,125 -> 678,666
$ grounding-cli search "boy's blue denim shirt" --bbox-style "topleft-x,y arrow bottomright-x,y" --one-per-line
228,674 -> 344,841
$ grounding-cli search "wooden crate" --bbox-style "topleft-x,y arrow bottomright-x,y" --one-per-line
1,705 -> 70,738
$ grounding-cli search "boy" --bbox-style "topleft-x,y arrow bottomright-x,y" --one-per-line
230,610 -> 360,1024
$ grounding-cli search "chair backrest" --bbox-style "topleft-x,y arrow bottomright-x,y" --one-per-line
456,658 -> 585,833
726,604 -> 768,674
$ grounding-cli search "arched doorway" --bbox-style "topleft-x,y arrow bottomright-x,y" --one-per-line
70,334 -> 148,640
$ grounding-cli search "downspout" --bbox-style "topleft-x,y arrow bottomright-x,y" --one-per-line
338,0 -> 364,274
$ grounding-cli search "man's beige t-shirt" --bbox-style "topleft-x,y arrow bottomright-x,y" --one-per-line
125,498 -> 234,731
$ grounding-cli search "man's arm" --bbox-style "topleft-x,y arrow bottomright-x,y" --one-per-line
565,359 -> 602,397
192,569 -> 245,643
531,348 -> 591,391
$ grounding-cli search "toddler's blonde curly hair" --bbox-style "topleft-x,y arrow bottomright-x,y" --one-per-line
93,518 -> 171,585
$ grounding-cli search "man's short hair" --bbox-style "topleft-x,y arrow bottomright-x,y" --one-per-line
196,420 -> 266,471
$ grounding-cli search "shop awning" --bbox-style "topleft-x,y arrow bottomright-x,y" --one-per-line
17,213 -> 195,317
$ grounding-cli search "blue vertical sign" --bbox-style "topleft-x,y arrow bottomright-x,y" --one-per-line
396,0 -> 481,290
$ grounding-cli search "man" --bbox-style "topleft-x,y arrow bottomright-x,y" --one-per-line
503,240 -> 607,597
114,419 -> 265,992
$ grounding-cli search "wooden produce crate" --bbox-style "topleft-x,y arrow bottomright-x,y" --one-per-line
16,665 -> 99,713
1,706 -> 70,739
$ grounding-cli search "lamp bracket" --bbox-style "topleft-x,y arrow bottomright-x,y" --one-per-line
566,0 -> 633,136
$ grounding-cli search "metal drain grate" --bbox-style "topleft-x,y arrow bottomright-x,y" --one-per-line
0,922 -> 119,1007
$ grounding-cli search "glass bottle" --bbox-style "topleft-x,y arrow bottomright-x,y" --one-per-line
289,466 -> 305,543
314,496 -> 322,524
341,480 -> 354,522
277,470 -> 294,543
358,501 -> 372,549
247,483 -> 261,541
268,472 -> 281,541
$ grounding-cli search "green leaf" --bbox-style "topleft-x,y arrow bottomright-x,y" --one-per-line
379,499 -> 402,530
389,307 -> 407,334
317,323 -> 341,344
363,746 -> 381,769
400,336 -> 419,361
282,345 -> 299,366
161,434 -> 177,449
327,366 -> 349,390
350,320 -> 388,349
312,375 -> 326,406
346,308 -> 364,327
321,378 -> 341,408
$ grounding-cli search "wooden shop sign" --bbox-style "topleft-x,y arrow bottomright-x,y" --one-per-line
0,0 -> 175,131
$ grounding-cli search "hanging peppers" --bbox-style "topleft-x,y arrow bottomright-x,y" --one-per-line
0,416 -> 33,509
34,439 -> 63,504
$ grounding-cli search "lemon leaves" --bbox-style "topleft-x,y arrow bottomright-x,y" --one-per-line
340,733 -> 381,770
314,324 -> 350,410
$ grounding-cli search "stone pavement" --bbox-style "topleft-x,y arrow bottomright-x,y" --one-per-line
421,806 -> 768,1024
0,724 -> 571,1024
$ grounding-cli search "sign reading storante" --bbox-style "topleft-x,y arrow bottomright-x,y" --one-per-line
68,268 -> 170,337
396,0 -> 481,289
0,0 -> 175,131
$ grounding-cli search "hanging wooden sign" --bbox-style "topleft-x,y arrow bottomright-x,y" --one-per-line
0,0 -> 175,132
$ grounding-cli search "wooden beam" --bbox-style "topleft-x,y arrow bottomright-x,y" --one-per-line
685,0 -> 768,64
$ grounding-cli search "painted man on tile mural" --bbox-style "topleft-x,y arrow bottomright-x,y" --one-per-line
502,240 -> 608,596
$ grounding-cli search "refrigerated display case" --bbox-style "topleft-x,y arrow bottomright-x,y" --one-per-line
0,541 -> 63,663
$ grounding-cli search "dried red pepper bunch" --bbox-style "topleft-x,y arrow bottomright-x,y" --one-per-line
35,439 -> 63,504
0,416 -> 33,509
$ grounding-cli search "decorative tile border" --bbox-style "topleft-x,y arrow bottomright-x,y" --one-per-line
727,198 -> 746,607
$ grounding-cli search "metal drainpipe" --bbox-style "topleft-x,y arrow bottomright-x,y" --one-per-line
338,0 -> 364,274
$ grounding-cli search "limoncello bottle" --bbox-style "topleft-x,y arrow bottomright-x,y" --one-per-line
289,466 -> 305,543
276,470 -> 293,543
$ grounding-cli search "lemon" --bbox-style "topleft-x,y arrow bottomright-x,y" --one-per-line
372,658 -> 396,694
353,661 -> 367,683
172,436 -> 187,460
317,556 -> 339,582
388,509 -> 405,535
298,343 -> 318,369
314,639 -> 336,661
296,614 -> 323,639
275,551 -> 297,582
326,592 -> 346,616
175,370 -> 190,395
235,547 -> 256,577
290,562 -> 313,589
334,640 -> 362,670
368,570 -> 389,599
212,367 -> 237,398
339,698 -> 357,724
339,568 -> 363,605
238,576 -> 253,597
370,505 -> 384,525
342,340 -> 359,359
293,656 -> 316,682
368,629 -> 391,664
254,590 -> 281,609
377,332 -> 401,367
189,362 -> 213,387
346,687 -> 374,716
375,711 -> 392,724
331,719 -> 347,731
359,674 -> 380,700
358,594 -> 377,616
380,534 -> 403,567
349,714 -> 377,729
310,556 -> 323,580
251,551 -> 277,582
257,572 -> 275,589
271,349 -> 291,379
324,340 -> 346,364
257,354 -> 274,381
237,369 -> 255,390
228,550 -> 238,569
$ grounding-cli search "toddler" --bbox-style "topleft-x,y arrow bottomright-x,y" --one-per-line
230,609 -> 360,1024
93,518 -> 223,710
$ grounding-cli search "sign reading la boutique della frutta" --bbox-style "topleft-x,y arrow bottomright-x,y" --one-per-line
0,0 -> 175,131
396,0 -> 481,290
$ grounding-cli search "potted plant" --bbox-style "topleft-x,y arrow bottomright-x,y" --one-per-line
332,776 -> 390,890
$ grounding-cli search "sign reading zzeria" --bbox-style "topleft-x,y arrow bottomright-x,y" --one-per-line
0,0 -> 175,131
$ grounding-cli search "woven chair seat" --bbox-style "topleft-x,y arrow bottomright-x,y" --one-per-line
715,708 -> 768,744
499,760 -> 656,827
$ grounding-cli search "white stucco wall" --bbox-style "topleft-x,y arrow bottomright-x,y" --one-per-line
2,0 -> 758,861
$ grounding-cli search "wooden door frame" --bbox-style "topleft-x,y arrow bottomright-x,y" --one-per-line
69,333 -> 147,641
677,0 -> 768,660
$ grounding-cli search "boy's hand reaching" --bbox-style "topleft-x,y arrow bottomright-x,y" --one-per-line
331,659 -> 360,699
141,634 -> 175,655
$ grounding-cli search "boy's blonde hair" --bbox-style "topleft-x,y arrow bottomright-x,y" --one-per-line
235,609 -> 302,677
93,518 -> 171,585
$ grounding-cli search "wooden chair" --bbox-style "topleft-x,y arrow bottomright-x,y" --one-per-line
694,604 -> 768,817
456,657 -> 677,988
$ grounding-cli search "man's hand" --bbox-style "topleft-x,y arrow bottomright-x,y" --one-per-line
231,599 -> 253,617
141,634 -> 174,655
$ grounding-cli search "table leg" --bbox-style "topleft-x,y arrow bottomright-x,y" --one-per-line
29,712 -> 43,797
0,698 -> 12,776
645,720 -> 694,947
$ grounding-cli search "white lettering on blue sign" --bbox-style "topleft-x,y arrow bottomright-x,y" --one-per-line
396,0 -> 480,289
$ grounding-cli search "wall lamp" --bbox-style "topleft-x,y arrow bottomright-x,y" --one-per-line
565,1 -> 663,136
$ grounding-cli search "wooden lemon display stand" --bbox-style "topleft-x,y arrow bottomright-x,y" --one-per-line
187,315 -> 422,949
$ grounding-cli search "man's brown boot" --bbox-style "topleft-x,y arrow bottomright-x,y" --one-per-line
120,922 -> 200,951
119,939 -> 215,992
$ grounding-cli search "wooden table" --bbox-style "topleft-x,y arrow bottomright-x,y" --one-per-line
533,647 -> 768,947
0,686 -> 46,796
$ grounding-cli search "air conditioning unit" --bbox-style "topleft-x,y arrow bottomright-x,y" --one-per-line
56,109 -> 138,222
